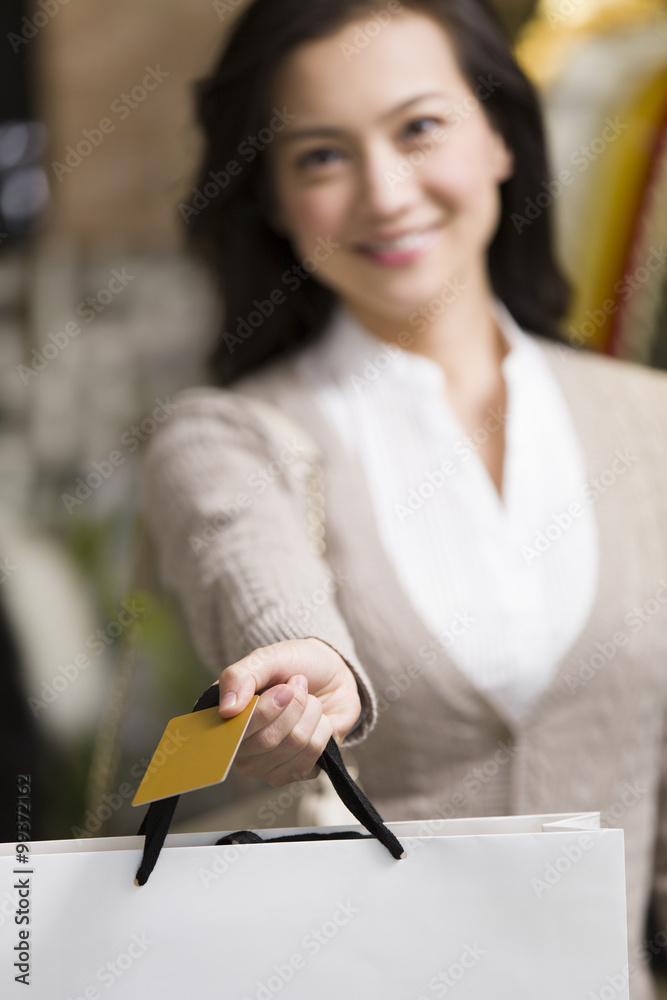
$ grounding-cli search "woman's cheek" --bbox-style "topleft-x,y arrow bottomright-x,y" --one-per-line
423,147 -> 471,203
287,192 -> 345,256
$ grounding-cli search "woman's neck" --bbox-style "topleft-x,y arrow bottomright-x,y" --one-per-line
341,271 -> 510,408
342,270 -> 511,498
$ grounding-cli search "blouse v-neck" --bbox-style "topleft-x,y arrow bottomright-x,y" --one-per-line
265,344 -> 619,738
287,303 -> 600,726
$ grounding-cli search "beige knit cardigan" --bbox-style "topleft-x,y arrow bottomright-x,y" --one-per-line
142,336 -> 667,1000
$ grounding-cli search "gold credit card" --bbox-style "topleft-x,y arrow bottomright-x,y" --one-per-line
132,696 -> 258,806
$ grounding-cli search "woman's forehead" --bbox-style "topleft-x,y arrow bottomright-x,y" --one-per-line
270,10 -> 469,120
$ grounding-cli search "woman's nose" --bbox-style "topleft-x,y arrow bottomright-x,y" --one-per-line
355,143 -> 422,220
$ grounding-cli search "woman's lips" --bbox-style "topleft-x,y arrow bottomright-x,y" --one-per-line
354,224 -> 442,266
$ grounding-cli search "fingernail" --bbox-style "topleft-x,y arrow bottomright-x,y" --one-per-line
220,692 -> 237,711
274,686 -> 293,708
293,675 -> 308,692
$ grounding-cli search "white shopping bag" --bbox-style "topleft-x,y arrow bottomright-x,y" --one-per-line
0,685 -> 630,998
0,808 -> 629,999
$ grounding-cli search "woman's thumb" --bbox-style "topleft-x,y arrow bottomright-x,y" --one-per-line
218,643 -> 298,718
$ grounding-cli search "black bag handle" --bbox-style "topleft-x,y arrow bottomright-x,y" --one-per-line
135,684 -> 405,885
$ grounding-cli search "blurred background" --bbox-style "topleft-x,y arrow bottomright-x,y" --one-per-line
0,0 -> 666,859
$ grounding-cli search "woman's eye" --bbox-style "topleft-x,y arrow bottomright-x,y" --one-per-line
296,147 -> 344,170
404,117 -> 442,139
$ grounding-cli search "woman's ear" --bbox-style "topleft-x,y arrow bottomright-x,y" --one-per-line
491,132 -> 515,184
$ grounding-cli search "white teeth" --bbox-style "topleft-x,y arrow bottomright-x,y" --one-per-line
363,229 -> 435,252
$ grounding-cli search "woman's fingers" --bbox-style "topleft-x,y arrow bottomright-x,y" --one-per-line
216,637 -> 362,786
260,712 -> 333,787
235,692 -> 329,785
239,675 -> 309,749
218,641 -> 314,718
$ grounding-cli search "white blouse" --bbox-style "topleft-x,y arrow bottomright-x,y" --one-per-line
295,298 -> 599,723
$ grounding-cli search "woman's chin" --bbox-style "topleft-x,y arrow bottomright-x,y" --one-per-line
353,277 -> 464,320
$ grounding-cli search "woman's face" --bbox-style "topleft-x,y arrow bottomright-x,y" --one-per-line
268,9 -> 514,324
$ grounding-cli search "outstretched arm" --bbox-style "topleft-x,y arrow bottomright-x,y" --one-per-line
141,387 -> 377,781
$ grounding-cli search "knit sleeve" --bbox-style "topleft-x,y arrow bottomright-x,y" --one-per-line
140,386 -> 377,745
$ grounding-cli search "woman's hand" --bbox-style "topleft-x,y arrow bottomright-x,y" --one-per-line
218,637 -> 361,787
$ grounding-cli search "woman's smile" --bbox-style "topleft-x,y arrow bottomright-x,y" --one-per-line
353,223 -> 444,266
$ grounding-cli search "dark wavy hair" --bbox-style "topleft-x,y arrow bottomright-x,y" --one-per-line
184,0 -> 570,385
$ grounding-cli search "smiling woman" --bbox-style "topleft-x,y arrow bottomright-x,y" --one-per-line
142,2 -> 667,996
266,11 -> 514,309
187,0 -> 569,386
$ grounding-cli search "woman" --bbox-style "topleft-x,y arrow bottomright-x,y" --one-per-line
143,1 -> 667,993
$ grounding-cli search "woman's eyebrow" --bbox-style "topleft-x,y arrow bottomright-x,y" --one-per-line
274,90 -> 449,145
